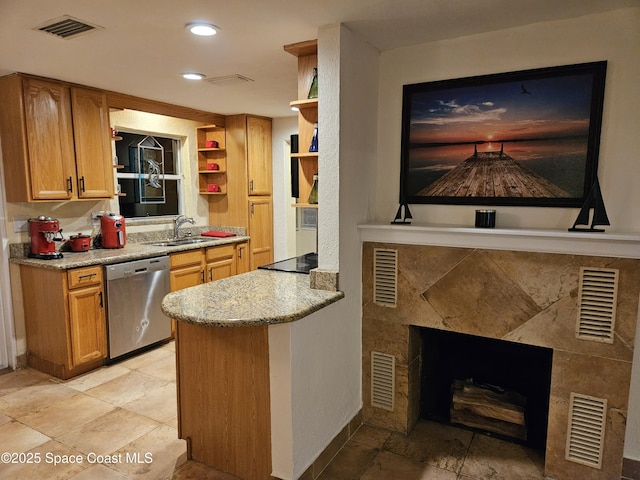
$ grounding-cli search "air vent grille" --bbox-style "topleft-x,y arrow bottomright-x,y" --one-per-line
204,74 -> 254,86
576,267 -> 618,343
371,352 -> 395,411
35,16 -> 100,39
566,393 -> 607,469
373,248 -> 397,307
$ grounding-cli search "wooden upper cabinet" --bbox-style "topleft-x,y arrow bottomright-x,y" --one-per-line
0,74 -> 114,202
247,115 -> 272,196
71,87 -> 114,198
23,77 -> 77,200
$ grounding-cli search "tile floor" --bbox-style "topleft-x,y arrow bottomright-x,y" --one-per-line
0,342 -> 545,480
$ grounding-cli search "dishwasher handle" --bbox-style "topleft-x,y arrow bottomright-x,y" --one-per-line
129,267 -> 148,276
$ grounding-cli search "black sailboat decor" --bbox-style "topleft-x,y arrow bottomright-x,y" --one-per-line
569,178 -> 610,232
392,203 -> 413,224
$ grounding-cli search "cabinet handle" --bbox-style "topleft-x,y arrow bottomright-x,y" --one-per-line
67,176 -> 73,193
208,268 -> 213,282
201,270 -> 205,284
99,292 -> 104,308
249,180 -> 254,193
79,273 -> 96,280
238,247 -> 243,259
79,176 -> 85,192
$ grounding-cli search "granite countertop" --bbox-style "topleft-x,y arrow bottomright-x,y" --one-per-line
10,226 -> 249,270
161,269 -> 345,327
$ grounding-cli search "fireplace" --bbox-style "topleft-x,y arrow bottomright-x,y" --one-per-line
419,327 -> 553,450
361,240 -> 640,480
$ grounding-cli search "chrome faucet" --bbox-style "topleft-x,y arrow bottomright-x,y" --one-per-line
173,215 -> 196,240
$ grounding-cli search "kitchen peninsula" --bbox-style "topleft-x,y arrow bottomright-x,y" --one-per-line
161,270 -> 344,480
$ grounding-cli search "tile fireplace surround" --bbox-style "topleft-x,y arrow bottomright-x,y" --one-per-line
359,224 -> 640,480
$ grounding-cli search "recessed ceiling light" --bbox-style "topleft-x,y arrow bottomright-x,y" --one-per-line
182,72 -> 206,80
186,22 -> 218,36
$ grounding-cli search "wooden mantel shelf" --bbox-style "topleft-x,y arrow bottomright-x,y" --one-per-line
358,223 -> 640,259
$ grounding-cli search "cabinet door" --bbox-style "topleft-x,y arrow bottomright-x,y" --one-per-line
249,197 -> 273,269
67,284 -> 107,367
170,264 -> 204,292
236,242 -> 250,275
246,116 -> 272,196
71,87 -> 114,198
206,245 -> 236,282
23,77 -> 76,200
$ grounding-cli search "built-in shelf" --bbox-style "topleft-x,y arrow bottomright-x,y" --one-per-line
292,203 -> 319,209
285,38 -> 318,208
197,147 -> 225,153
290,98 -> 318,109
358,223 -> 640,259
196,124 -> 227,196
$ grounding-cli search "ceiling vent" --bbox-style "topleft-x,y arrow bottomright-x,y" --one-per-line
373,248 -> 398,307
371,352 -> 395,411
34,15 -> 102,39
204,74 -> 254,86
566,393 -> 607,469
576,267 -> 618,344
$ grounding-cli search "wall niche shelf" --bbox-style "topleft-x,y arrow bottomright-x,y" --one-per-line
284,39 -> 318,205
291,203 -> 319,209
196,124 -> 227,196
290,98 -> 318,109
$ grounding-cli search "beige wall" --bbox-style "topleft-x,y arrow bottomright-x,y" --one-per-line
372,7 -> 640,460
375,8 -> 640,233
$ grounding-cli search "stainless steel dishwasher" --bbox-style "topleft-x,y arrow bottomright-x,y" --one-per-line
104,256 -> 171,361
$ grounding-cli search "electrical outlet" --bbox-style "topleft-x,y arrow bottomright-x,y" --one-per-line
91,211 -> 104,227
13,216 -> 29,233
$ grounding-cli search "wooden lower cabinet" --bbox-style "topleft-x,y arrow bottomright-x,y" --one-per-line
20,264 -> 107,379
169,244 -> 245,335
236,242 -> 250,274
176,321 -> 271,480
170,250 -> 205,292
206,244 -> 236,282
170,243 -> 247,291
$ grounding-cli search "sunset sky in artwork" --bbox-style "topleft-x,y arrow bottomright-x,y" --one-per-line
408,73 -> 595,145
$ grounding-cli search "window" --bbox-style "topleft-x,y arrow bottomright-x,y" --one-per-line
115,131 -> 182,218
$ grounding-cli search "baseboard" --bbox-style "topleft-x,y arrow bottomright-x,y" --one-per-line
296,409 -> 363,480
623,457 -> 640,480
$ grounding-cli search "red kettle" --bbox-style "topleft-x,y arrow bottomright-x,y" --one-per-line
100,213 -> 126,249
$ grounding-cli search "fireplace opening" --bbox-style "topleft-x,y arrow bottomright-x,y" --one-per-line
419,327 -> 553,452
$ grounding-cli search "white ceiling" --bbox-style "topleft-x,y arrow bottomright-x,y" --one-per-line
0,0 -> 637,119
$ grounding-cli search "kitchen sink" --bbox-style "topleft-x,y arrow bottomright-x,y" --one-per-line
144,238 -> 209,247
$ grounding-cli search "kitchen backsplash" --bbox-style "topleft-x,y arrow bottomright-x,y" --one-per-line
9,225 -> 246,259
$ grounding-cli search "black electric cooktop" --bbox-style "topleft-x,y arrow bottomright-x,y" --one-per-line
258,252 -> 318,274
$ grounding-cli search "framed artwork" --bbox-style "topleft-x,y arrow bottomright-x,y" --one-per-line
399,61 -> 607,207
